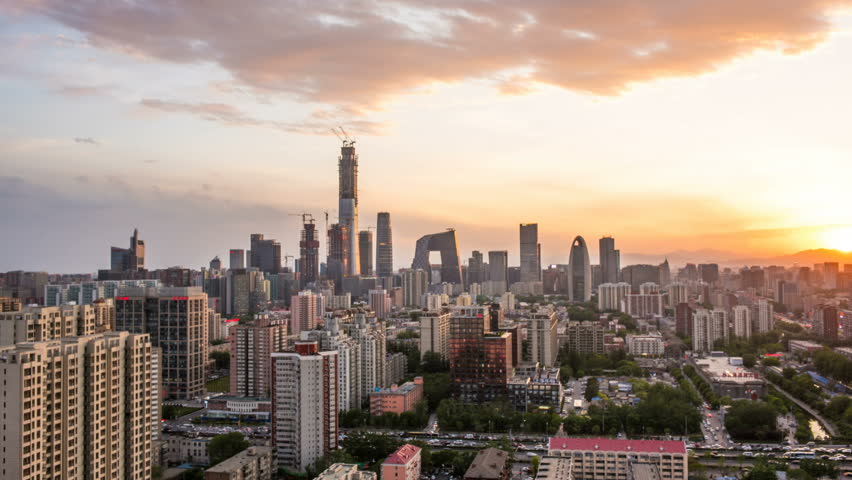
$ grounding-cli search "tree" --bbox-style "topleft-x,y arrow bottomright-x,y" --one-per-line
799,459 -> 838,479
208,432 -> 250,466
725,400 -> 781,441
210,350 -> 230,370
531,456 -> 540,477
742,353 -> 757,368
423,373 -> 451,410
763,356 -> 781,367
181,469 -> 205,480
397,330 -> 420,339
584,377 -> 600,402
422,351 -> 449,373
341,432 -> 402,467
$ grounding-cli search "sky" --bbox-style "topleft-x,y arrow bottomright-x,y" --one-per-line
2,0 -> 852,273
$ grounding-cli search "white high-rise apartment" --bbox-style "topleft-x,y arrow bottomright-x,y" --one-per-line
755,298 -> 775,333
300,317 -> 363,412
597,283 -> 631,311
528,310 -> 558,367
692,308 -> 729,353
290,290 -> 320,336
402,269 -> 429,307
0,332 -> 153,480
732,305 -> 752,339
667,282 -> 689,307
345,314 -> 387,396
368,289 -> 392,319
272,342 -> 338,472
420,311 -> 451,359
0,302 -> 113,345
639,282 -> 660,295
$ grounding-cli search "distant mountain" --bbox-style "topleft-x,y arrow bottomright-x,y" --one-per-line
736,249 -> 852,267
621,248 -> 852,268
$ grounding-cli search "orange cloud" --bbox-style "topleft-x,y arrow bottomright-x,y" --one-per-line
18,0 -> 852,112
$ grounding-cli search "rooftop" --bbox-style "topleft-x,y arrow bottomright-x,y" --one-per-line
316,463 -> 378,480
384,444 -> 421,466
465,448 -> 509,479
694,356 -> 762,384
205,446 -> 272,473
548,438 -> 686,454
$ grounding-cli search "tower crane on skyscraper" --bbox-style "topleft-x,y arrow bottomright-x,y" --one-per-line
288,213 -> 315,225
331,126 -> 356,147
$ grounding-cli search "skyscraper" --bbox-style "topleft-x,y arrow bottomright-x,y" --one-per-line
376,212 -> 394,277
272,342 -> 339,471
300,219 -> 320,284
110,228 -> 145,272
230,248 -> 246,269
327,223 -> 349,292
359,230 -> 374,276
569,236 -> 592,302
338,138 -> 360,276
519,223 -> 541,282
209,255 -> 221,272
411,230 -> 463,285
114,286 -> 209,399
599,236 -> 619,284
249,233 -> 282,274
467,250 -> 485,286
488,250 -> 509,292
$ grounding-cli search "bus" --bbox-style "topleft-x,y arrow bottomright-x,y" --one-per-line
784,451 -> 816,460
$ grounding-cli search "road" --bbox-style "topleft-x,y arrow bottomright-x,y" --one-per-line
561,378 -> 588,415
765,378 -> 838,437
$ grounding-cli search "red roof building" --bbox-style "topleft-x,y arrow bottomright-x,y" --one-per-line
547,437 -> 687,480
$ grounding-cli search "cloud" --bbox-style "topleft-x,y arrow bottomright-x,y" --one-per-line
140,98 -> 386,135
57,84 -> 111,96
16,0 -> 851,111
73,136 -> 99,145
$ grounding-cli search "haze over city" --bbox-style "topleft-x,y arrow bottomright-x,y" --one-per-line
3,1 -> 852,272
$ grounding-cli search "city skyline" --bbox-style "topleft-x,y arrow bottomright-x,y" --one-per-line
3,2 -> 852,272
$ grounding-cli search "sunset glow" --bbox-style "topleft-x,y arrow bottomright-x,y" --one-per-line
823,227 -> 852,252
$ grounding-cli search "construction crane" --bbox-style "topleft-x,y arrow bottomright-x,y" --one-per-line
288,213 -> 315,224
331,126 -> 356,147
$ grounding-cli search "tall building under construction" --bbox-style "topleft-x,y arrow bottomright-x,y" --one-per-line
338,135 -> 360,276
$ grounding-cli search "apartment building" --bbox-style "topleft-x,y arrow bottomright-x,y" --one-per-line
0,331 -> 153,480
419,310 -> 451,359
369,377 -> 424,415
0,301 -> 113,345
230,315 -> 289,397
271,342 -> 339,471
205,446 -> 274,480
547,438 -> 687,480
381,444 -> 422,480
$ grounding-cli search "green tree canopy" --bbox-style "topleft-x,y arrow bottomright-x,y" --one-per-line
208,432 -> 250,466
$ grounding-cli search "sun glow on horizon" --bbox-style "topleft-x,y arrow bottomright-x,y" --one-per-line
822,226 -> 852,252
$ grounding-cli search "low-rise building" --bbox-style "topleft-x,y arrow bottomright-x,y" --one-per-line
547,438 -> 687,480
464,448 -> 510,480
315,464 -> 377,480
381,444 -> 422,480
626,333 -> 664,357
369,377 -> 424,415
205,396 -> 272,422
205,446 -> 273,480
507,365 -> 563,411
534,457 -> 573,480
691,355 -> 765,398
788,340 -> 824,354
